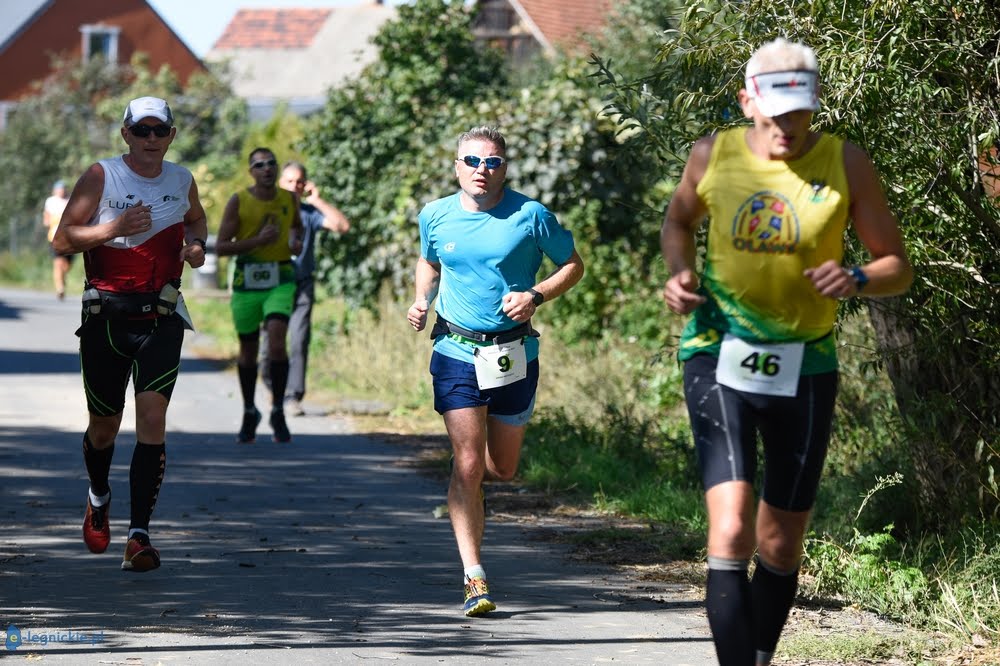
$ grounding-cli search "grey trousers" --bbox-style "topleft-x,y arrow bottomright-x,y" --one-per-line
262,278 -> 315,400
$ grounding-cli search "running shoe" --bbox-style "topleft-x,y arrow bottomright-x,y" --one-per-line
286,398 -> 305,417
121,533 -> 160,572
463,576 -> 496,617
83,496 -> 110,554
270,409 -> 291,443
237,407 -> 262,444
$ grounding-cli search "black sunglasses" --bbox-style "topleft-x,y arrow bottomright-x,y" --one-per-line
129,124 -> 172,138
251,159 -> 278,170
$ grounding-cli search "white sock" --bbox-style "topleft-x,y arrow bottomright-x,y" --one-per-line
464,564 -> 486,582
89,489 -> 110,507
128,528 -> 148,540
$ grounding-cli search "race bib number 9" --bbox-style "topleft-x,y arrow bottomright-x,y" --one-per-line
244,262 -> 279,290
716,334 -> 804,397
473,342 -> 527,390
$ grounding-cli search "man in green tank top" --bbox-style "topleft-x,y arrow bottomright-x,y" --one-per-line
217,147 -> 303,444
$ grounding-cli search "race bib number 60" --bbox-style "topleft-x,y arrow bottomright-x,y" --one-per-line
244,262 -> 279,290
716,334 -> 804,397
473,342 -> 527,390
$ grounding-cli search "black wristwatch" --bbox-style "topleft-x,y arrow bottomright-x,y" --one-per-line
527,288 -> 545,307
848,266 -> 869,292
191,238 -> 206,251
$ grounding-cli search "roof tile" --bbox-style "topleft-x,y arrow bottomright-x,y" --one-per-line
516,0 -> 613,50
213,8 -> 333,50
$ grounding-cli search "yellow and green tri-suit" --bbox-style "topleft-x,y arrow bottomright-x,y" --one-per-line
679,127 -> 850,374
229,188 -> 298,335
231,188 -> 297,266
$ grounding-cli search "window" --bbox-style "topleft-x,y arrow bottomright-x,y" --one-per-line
80,24 -> 121,62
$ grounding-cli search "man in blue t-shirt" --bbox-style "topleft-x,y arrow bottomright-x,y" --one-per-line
262,161 -> 350,416
407,126 -> 584,617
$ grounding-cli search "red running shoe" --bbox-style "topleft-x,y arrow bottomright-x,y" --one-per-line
121,533 -> 160,572
83,497 -> 110,554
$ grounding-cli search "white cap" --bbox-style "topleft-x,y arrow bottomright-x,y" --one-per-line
745,70 -> 819,117
123,96 -> 173,127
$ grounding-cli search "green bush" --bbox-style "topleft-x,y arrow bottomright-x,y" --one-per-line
806,525 -> 932,623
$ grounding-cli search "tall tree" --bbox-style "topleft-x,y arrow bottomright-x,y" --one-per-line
300,0 -> 507,303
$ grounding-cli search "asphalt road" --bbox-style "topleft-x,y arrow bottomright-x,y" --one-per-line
0,286 -> 716,664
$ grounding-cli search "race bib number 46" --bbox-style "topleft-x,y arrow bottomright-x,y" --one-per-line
473,342 -> 527,390
716,334 -> 804,397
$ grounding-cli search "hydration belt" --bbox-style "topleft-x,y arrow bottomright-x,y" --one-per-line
82,281 -> 180,318
430,315 -> 537,345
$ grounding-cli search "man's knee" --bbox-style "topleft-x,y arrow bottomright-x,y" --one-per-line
87,416 -> 122,447
756,536 -> 804,571
711,513 -> 754,551
756,513 -> 808,569
452,452 -> 486,487
486,456 -> 518,481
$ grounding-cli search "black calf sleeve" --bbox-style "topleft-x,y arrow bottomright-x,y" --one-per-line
751,555 -> 799,657
706,557 -> 754,666
129,442 -> 165,531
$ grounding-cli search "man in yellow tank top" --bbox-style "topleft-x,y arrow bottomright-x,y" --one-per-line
661,39 -> 912,666
217,147 -> 303,444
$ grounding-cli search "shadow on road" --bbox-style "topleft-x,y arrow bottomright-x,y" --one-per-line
0,298 -> 24,320
0,348 -> 229,374
1,424 -> 709,659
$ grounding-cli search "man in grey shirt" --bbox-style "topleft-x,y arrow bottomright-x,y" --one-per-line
263,161 -> 350,415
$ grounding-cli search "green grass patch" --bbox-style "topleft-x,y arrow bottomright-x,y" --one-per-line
779,627 -> 940,664
0,248 -> 85,295
521,405 -> 703,528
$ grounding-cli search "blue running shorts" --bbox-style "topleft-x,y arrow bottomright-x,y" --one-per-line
430,351 -> 539,426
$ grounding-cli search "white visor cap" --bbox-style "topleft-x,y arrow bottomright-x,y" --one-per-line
745,70 -> 819,117
123,96 -> 173,127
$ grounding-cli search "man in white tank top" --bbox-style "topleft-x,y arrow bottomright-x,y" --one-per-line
51,96 -> 209,574
41,180 -> 71,299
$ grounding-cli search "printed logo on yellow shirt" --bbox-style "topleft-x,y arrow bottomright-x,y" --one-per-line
731,192 -> 799,255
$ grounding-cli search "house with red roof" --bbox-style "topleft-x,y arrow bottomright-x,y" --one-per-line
473,0 -> 614,64
0,0 -> 204,130
206,1 -> 395,120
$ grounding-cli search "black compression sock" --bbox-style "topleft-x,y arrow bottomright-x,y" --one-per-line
82,432 -> 114,497
129,442 -> 165,531
238,363 -> 258,409
269,359 -> 289,410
